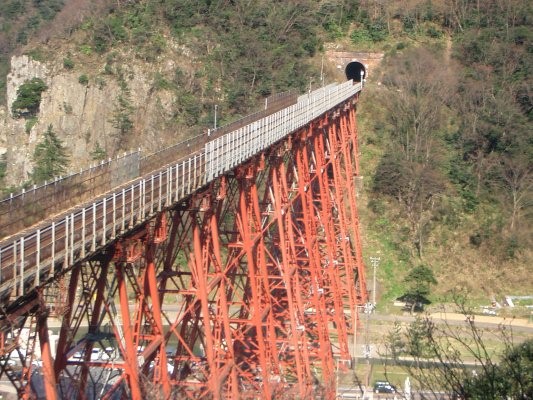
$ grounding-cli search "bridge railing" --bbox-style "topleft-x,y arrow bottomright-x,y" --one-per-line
207,91 -> 297,141
0,150 -> 207,300
0,151 -> 141,239
206,81 -> 359,180
139,134 -> 205,176
0,80 -> 361,302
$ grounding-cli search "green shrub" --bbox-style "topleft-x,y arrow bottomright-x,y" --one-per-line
427,26 -> 443,38
109,16 -> 128,41
103,63 -> 113,75
0,157 -> 6,182
402,15 -> 417,34
111,76 -> 134,139
153,72 -> 171,90
78,74 -> 89,86
25,116 -> 38,133
1,0 -> 26,19
62,102 -> 73,114
12,78 -> 48,118
79,44 -> 92,55
351,19 -> 388,44
351,28 -> 372,44
504,237 -> 520,260
95,76 -> 106,89
323,21 -> 344,40
368,19 -> 388,41
35,0 -> 64,21
26,49 -> 44,61
91,142 -> 107,161
16,30 -> 28,44
63,56 -> 74,69
25,15 -> 41,32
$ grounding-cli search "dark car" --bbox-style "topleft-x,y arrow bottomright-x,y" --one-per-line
374,380 -> 396,393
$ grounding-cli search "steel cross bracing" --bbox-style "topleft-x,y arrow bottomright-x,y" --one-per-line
0,83 -> 366,399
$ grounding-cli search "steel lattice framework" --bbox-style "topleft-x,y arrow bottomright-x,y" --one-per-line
0,90 -> 366,399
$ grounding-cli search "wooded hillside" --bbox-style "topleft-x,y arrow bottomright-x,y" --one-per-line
352,0 -> 532,306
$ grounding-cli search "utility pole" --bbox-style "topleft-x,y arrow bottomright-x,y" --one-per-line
369,256 -> 381,308
214,104 -> 218,129
320,55 -> 324,86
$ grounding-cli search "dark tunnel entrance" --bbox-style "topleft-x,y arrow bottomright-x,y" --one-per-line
345,61 -> 366,82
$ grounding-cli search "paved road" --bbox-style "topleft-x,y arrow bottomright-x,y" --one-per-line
368,312 -> 533,333
337,386 -> 452,400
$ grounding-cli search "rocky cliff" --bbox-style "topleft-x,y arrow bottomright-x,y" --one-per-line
0,43 -> 191,188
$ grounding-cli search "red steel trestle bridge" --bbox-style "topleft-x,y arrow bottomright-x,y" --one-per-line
0,79 -> 367,399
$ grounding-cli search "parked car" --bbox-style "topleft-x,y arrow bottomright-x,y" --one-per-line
90,348 -> 103,361
100,347 -> 117,361
374,380 -> 396,393
1,357 -> 17,367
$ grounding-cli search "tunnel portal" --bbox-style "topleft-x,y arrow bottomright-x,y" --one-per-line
345,61 -> 366,82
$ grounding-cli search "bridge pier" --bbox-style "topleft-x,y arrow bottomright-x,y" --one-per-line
294,125 -> 336,394
37,310 -> 58,400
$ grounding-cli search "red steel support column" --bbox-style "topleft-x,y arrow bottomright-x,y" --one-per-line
19,316 -> 37,400
37,311 -> 58,400
294,126 -> 335,395
348,101 -> 361,177
190,212 -> 221,400
207,197 -> 240,399
235,163 -> 275,399
158,205 -> 211,398
54,265 -> 80,376
78,258 -> 110,398
270,154 -> 313,399
145,239 -> 171,398
117,262 -> 143,400
312,124 -> 351,361
327,115 -> 359,328
340,105 -> 368,304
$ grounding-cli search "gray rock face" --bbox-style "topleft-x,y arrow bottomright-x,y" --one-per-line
6,55 -> 50,117
0,53 -> 178,188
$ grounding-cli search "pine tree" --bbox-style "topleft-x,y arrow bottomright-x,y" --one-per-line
32,124 -> 69,184
0,153 -> 6,185
403,264 -> 437,313
91,141 -> 107,161
110,73 -> 134,143
385,321 -> 405,359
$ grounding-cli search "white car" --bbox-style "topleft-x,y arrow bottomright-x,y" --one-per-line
90,348 -> 103,361
1,357 -> 17,367
100,347 -> 117,361
149,361 -> 174,375
31,359 -> 43,367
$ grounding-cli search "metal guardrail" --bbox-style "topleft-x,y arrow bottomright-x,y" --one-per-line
0,80 -> 361,304
0,151 -> 141,239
